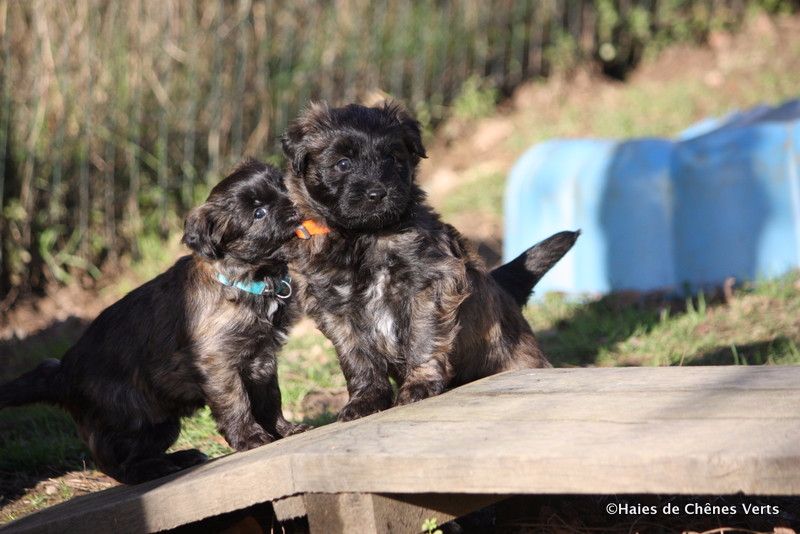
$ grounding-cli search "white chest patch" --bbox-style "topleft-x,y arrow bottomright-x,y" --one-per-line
364,269 -> 398,349
374,310 -> 396,342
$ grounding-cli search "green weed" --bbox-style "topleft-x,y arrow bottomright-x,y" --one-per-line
528,271 -> 800,368
452,77 -> 499,121
440,171 -> 506,221
422,517 -> 444,534
278,330 -> 344,418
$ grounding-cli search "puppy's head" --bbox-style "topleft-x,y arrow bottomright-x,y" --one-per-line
281,101 -> 427,231
182,159 -> 298,270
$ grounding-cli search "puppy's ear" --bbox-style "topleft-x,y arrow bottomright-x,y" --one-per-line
385,102 -> 427,160
281,126 -> 307,176
282,102 -> 330,175
182,204 -> 223,260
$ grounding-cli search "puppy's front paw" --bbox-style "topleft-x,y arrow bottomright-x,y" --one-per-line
337,395 -> 391,422
283,423 -> 312,436
122,458 -> 182,484
395,381 -> 442,406
274,416 -> 312,437
227,425 -> 275,451
167,449 -> 209,468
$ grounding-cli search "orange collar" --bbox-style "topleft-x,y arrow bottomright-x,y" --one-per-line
295,219 -> 331,240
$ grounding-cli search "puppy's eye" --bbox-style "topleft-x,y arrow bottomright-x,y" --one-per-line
254,207 -> 267,220
335,158 -> 352,172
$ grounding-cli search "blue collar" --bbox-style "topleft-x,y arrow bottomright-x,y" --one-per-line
215,273 -> 293,299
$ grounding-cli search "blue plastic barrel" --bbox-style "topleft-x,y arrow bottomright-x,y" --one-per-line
673,100 -> 800,288
504,99 -> 800,296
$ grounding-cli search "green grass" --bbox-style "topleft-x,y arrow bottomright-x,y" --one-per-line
109,232 -> 185,298
451,76 -> 499,121
279,332 -> 344,414
527,271 -> 800,367
0,406 -> 88,473
170,407 -> 232,457
440,170 -> 507,220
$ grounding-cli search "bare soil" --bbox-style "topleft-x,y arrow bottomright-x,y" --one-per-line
1,470 -> 116,523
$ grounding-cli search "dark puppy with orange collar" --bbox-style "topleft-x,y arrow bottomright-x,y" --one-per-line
282,102 -> 578,421
0,160 -> 306,484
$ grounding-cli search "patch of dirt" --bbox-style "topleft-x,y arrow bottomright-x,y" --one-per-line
1,469 -> 116,524
0,284 -> 114,342
286,317 -> 324,339
300,389 -> 348,421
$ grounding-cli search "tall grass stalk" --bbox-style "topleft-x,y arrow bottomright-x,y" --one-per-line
0,0 -> 793,300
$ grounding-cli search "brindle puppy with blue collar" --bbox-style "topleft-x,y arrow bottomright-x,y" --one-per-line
0,160 -> 306,484
282,102 -> 578,421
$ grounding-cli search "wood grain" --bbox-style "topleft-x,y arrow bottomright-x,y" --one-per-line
3,366 -> 799,533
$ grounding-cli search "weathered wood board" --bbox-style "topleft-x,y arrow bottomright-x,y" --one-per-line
3,366 -> 799,533
304,493 -> 503,533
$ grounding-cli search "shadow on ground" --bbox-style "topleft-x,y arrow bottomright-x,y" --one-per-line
534,285 -> 799,368
690,337 -> 795,366
0,317 -> 88,382
535,292 -> 677,367
0,318 -> 97,516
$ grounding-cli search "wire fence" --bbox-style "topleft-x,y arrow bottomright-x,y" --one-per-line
0,0 -> 795,302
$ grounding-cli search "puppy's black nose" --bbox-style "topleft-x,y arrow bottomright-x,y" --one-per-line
366,187 -> 387,202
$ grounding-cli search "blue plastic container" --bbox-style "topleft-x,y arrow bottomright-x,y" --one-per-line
504,99 -> 800,296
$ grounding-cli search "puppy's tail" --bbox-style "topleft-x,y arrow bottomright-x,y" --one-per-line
0,358 -> 63,409
490,230 -> 580,307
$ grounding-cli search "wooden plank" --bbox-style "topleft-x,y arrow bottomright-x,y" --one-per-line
3,366 -> 799,534
305,493 -> 377,533
374,390 -> 800,423
288,418 -> 800,495
272,495 -> 306,521
459,366 -> 800,394
283,367 -> 800,496
304,493 -> 503,534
